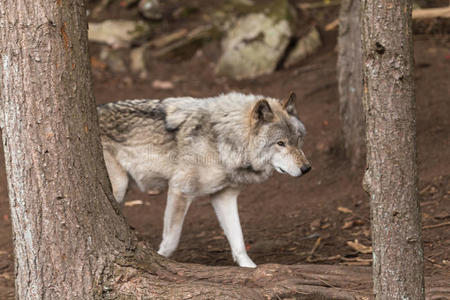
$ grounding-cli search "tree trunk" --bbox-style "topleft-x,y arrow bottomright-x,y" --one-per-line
361,1 -> 425,299
337,0 -> 365,168
0,0 -> 433,299
0,1 -> 134,298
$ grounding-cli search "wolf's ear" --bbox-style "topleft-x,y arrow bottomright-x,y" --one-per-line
281,92 -> 298,116
251,99 -> 273,123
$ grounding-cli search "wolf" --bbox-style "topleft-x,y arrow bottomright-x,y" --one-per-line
98,92 -> 311,268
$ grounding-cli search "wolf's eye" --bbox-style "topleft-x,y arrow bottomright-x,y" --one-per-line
277,141 -> 286,147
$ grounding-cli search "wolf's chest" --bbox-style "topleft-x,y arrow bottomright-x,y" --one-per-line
171,163 -> 229,197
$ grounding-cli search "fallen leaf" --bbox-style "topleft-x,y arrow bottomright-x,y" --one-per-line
354,219 -> 365,225
347,239 -> 372,254
422,212 -> 432,220
342,220 -> 355,229
310,237 -> 321,255
152,80 -> 174,90
0,272 -> 12,280
124,200 -> 144,207
310,218 -> 321,230
147,189 -> 161,195
338,206 -> 353,214
419,184 -> 438,195
321,223 -> 331,230
325,18 -> 339,31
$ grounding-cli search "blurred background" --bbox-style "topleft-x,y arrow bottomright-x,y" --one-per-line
0,0 -> 449,298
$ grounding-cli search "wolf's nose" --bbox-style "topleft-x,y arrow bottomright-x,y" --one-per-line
300,164 -> 311,174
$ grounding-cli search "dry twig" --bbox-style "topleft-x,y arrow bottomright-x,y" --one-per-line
423,221 -> 450,230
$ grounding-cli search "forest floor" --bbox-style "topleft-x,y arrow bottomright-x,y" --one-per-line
0,1 -> 449,298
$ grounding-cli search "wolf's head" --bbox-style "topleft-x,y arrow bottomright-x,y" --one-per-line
249,92 -> 311,177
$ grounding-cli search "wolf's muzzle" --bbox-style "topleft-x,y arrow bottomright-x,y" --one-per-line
300,164 -> 311,174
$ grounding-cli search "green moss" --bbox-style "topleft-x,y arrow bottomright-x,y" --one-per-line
130,21 -> 151,39
219,0 -> 256,16
265,0 -> 297,27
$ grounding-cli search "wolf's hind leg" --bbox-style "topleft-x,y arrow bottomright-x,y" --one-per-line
211,188 -> 256,268
103,151 -> 129,203
158,187 -> 193,258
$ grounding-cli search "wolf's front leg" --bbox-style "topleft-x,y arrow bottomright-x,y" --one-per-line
211,188 -> 256,268
158,187 -> 193,257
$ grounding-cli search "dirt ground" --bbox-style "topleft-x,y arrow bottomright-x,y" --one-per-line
0,1 -> 449,298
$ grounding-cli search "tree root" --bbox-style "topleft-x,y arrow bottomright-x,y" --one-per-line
101,242 -> 372,299
96,241 -> 450,299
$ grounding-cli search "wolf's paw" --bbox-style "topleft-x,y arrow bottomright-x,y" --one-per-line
157,246 -> 174,258
236,255 -> 257,268
240,261 -> 257,268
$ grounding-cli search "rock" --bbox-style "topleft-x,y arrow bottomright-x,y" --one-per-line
88,20 -> 151,48
138,0 -> 162,20
215,0 -> 297,80
284,27 -> 322,68
99,47 -> 127,73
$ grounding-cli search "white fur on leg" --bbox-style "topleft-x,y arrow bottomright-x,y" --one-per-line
211,188 -> 256,268
103,151 -> 129,203
158,188 -> 193,258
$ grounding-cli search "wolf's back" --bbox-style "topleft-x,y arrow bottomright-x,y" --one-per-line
97,99 -> 168,143
97,93 -> 264,145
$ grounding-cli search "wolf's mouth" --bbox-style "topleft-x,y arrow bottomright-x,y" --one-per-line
275,167 -> 286,174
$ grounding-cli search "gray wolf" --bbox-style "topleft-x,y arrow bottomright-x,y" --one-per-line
98,92 -> 311,268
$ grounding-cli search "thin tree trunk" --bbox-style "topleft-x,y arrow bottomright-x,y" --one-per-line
337,0 -> 365,168
0,1 -> 133,298
361,1 -> 425,299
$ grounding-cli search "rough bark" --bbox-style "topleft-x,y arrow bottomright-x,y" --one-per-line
0,1 -> 134,298
361,1 -> 425,299
337,0 -> 365,168
109,252 -> 374,299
